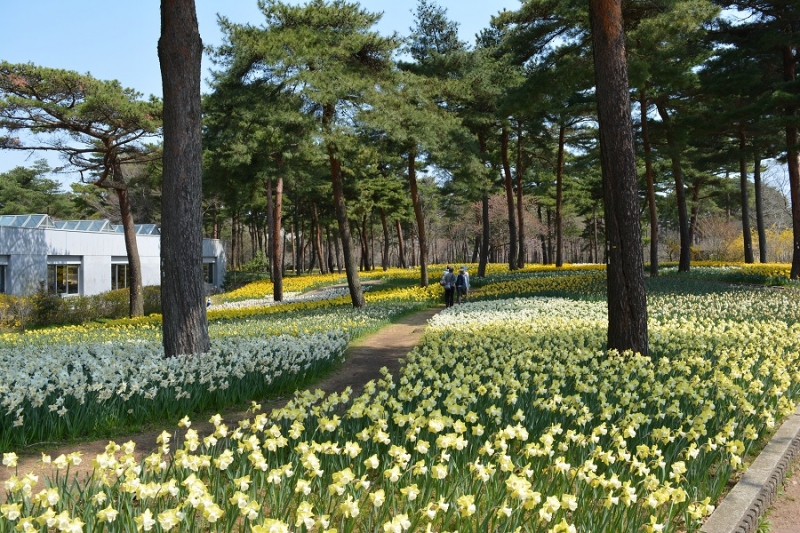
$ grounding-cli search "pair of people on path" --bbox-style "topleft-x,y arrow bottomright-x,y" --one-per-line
441,265 -> 469,307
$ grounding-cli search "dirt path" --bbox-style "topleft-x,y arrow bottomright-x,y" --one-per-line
2,307 -> 441,486
767,454 -> 800,532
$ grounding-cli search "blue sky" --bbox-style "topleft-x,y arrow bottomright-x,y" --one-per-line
0,0 -> 521,183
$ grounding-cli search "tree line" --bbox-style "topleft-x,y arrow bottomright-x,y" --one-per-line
1,0 -> 798,355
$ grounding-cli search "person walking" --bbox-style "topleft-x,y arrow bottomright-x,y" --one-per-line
456,266 -> 468,304
440,266 -> 456,307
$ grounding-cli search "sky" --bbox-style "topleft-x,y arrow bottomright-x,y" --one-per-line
0,0 -> 521,184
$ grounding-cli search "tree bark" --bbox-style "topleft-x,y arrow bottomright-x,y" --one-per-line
312,204 -> 327,274
479,193 -> 490,277
738,129 -> 754,263
395,219 -> 407,269
555,121 -> 566,268
753,152 -> 768,263
783,44 -> 800,278
639,88 -> 658,276
265,178 -> 274,280
590,0 -> 648,355
332,226 -> 342,274
272,172 -> 284,300
538,205 -> 548,264
408,149 -> 429,286
501,127 -> 518,271
690,180 -> 702,246
516,122 -> 526,269
158,0 -> 210,357
116,187 -> 144,317
359,214 -> 371,271
379,208 -> 390,271
324,106 -> 364,306
478,135 -> 490,277
656,102 -> 691,272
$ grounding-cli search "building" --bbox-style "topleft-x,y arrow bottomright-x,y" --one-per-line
0,214 -> 225,296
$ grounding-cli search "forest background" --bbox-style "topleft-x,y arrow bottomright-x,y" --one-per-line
0,0 -> 797,287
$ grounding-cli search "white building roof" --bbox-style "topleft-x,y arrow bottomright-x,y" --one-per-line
0,214 -> 56,228
0,214 -> 160,235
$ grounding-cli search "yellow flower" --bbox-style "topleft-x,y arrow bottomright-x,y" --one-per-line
2,452 -> 18,468
457,494 -> 476,517
370,489 -> 386,507
400,484 -> 420,501
339,495 -> 360,518
252,518 -> 290,533
157,508 -> 184,531
1,503 -> 21,520
134,509 -> 156,531
96,505 -> 118,524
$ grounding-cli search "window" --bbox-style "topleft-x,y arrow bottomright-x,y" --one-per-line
204,262 -> 215,285
0,265 -> 5,294
111,264 -> 129,290
47,264 -> 80,295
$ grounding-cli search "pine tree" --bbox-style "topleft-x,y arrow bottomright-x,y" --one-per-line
0,62 -> 161,317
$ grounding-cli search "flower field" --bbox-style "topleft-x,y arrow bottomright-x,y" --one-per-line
2,265 -> 800,532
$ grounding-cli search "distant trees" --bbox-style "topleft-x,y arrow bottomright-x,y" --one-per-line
213,0 -> 400,307
0,160 -> 74,218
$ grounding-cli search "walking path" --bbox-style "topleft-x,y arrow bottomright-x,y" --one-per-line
3,303 -> 800,533
766,451 -> 800,532
2,307 -> 441,485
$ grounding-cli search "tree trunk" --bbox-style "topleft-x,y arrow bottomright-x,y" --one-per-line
326,226 -> 335,273
783,44 -> 800,278
272,173 -> 284,301
333,226 -> 342,274
593,203 -> 600,264
479,193 -> 490,277
477,135 -> 490,277
547,209 -> 553,263
379,208 -> 390,271
395,219 -> 407,269
312,204 -> 326,274
116,187 -> 144,317
408,149 -> 429,286
656,102 -> 690,272
640,88 -> 658,276
689,180 -> 701,247
590,0 -> 648,355
555,121 -> 566,268
738,129 -> 754,263
538,205 -> 548,264
158,0 -> 210,357
325,106 -> 364,306
501,127 -> 518,271
294,207 -> 302,276
265,178 -> 274,280
360,214 -> 371,271
211,204 -> 219,240
516,121 -> 526,269
753,152 -> 767,263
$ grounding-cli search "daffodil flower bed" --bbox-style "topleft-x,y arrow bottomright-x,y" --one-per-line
3,282 -> 799,532
660,261 -> 799,286
0,297 -> 434,451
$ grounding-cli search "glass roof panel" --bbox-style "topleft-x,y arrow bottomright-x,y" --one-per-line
0,214 -> 55,228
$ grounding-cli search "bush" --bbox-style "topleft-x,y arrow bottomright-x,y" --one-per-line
1,285 -> 164,330
240,255 -> 270,274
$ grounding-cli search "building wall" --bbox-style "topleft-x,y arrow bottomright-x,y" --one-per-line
0,226 -> 226,296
